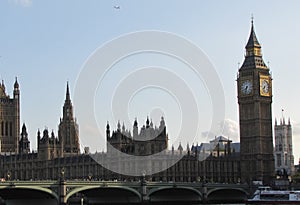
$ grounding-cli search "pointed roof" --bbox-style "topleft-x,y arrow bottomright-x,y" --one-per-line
0,80 -> 6,98
133,118 -> 138,127
21,123 -> 27,132
178,142 -> 183,151
14,77 -> 19,89
245,20 -> 261,49
65,82 -> 71,103
239,19 -> 267,70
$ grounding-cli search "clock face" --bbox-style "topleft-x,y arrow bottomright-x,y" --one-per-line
260,76 -> 271,96
261,79 -> 269,93
241,80 -> 253,95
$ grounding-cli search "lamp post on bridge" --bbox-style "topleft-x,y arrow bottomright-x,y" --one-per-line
60,168 -> 65,182
88,173 -> 92,181
6,171 -> 11,181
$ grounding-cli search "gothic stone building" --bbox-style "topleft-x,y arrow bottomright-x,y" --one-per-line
37,83 -> 80,161
0,78 -> 20,153
106,116 -> 168,156
0,119 -> 241,183
274,117 -> 294,176
0,81 -> 241,182
0,21 -> 279,184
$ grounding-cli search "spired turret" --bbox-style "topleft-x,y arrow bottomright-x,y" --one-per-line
133,118 -> 138,139
106,121 -> 110,138
0,80 -> 7,98
58,82 -> 80,155
19,123 -> 30,154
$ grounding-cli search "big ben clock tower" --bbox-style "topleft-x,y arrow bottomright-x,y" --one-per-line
237,20 -> 274,184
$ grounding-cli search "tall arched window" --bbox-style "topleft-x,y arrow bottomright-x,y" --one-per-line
9,122 -> 12,136
5,122 -> 8,136
1,121 -> 3,135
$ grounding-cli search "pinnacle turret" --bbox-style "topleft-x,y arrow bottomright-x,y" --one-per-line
14,77 -> 19,90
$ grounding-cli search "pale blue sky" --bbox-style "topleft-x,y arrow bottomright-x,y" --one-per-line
1,0 -> 300,162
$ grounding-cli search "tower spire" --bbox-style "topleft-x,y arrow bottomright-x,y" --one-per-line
240,19 -> 267,70
246,17 -> 261,50
62,82 -> 73,120
66,81 -> 71,103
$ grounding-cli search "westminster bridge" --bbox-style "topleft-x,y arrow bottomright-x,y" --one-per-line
0,179 -> 250,205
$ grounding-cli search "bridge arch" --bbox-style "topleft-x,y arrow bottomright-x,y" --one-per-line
207,188 -> 248,203
0,186 -> 59,201
148,186 -> 202,202
66,185 -> 142,203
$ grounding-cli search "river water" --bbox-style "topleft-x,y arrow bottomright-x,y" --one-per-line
3,201 -> 246,205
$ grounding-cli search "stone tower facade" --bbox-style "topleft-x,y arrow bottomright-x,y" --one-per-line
274,117 -> 294,176
37,129 -> 62,160
237,21 -> 274,184
0,78 -> 20,153
38,83 -> 80,160
58,83 -> 80,155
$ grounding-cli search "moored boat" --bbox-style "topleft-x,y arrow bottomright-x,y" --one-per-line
246,186 -> 300,204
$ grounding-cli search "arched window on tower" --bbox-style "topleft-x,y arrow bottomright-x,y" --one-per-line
5,122 -> 8,136
1,121 -> 3,135
9,122 -> 12,136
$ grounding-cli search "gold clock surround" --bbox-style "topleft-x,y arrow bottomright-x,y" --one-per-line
260,75 -> 271,96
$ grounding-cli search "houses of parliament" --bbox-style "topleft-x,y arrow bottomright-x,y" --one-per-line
0,21 -> 285,185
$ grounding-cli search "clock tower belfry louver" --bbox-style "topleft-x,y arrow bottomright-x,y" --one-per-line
237,20 -> 275,184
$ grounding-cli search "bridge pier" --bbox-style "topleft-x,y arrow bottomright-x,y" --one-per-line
141,174 -> 149,204
202,183 -> 207,203
59,170 -> 67,205
59,179 -> 67,205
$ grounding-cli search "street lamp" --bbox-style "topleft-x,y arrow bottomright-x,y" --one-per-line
88,173 -> 92,181
141,170 -> 147,203
61,168 -> 65,181
142,170 -> 146,183
7,171 -> 11,181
